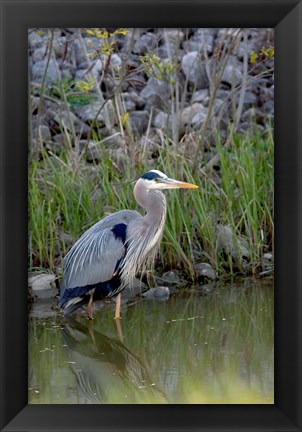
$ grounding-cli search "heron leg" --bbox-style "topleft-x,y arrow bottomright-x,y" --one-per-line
115,318 -> 123,343
114,292 -> 121,320
87,294 -> 94,320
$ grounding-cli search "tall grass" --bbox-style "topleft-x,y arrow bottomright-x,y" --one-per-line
28,124 -> 274,280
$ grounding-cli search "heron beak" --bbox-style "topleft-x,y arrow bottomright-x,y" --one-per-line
161,178 -> 199,189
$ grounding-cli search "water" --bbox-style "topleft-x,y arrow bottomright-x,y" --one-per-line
28,278 -> 274,404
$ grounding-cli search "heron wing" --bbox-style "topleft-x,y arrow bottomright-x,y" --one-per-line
61,210 -> 141,293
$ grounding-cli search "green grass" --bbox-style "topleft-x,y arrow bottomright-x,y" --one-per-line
28,125 -> 274,279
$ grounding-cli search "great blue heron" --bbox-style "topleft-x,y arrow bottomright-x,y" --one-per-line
59,170 -> 198,319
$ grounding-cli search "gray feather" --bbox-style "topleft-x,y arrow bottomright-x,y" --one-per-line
61,210 -> 141,292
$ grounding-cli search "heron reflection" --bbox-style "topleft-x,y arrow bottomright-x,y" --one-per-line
61,318 -> 168,404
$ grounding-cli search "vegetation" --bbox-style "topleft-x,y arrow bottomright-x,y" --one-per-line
29,125 -> 273,280
29,28 -> 274,282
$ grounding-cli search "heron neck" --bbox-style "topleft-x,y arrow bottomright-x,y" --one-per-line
134,183 -> 167,225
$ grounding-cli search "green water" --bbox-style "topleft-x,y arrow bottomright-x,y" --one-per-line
28,278 -> 274,404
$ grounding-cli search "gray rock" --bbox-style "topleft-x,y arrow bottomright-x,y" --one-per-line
181,52 -> 209,89
90,59 -> 103,77
216,225 -> 250,260
53,109 -> 90,135
195,263 -> 216,281
28,31 -> 44,49
142,286 -> 170,300
34,124 -> 52,142
121,277 -> 148,301
263,252 -> 273,261
124,99 -> 136,112
74,69 -> 88,82
182,29 -> 214,54
180,103 -> 208,133
191,89 -> 209,104
129,111 -> 149,135
31,59 -> 61,84
73,38 -> 88,69
241,107 -> 264,124
158,29 -> 185,58
75,100 -> 114,125
78,140 -> 102,161
28,273 -> 57,300
198,282 -> 216,294
133,32 -> 158,54
107,53 -> 122,70
153,111 -> 169,129
140,78 -> 170,111
221,61 -> 243,87
157,271 -> 181,286
127,91 -> 145,109
32,46 -> 47,62
28,273 -> 56,291
236,91 -> 257,109
30,299 -> 58,318
122,91 -> 145,110
102,132 -> 125,148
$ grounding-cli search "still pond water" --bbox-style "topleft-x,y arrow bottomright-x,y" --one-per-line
29,278 -> 273,404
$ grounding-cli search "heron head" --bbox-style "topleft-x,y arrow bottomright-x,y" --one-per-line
140,170 -> 198,190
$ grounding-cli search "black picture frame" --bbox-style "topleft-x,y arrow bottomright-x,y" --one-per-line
0,0 -> 301,431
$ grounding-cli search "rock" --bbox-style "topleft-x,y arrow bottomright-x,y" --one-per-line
28,273 -> 57,299
262,252 -> 274,272
156,271 -> 181,286
28,273 -> 56,291
236,91 -> 257,109
34,124 -> 52,142
191,89 -> 209,104
241,107 -> 264,125
30,300 -> 58,318
107,53 -> 122,70
158,29 -> 185,58
53,109 -> 90,135
181,52 -> 209,89
179,133 -> 199,158
74,68 -> 88,82
129,111 -> 149,135
216,225 -> 250,260
121,277 -> 148,301
221,60 -> 243,87
78,140 -> 102,162
182,29 -> 214,54
153,111 -> 169,129
28,31 -> 44,49
140,78 -> 170,111
180,103 -> 208,133
102,132 -> 125,148
122,92 -> 145,111
75,100 -> 114,126
198,282 -> 216,294
195,263 -> 216,281
32,46 -> 47,62
90,59 -> 103,77
108,147 -> 126,172
133,32 -> 158,54
28,286 -> 36,304
263,252 -> 273,261
31,59 -> 61,84
142,286 -> 170,300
